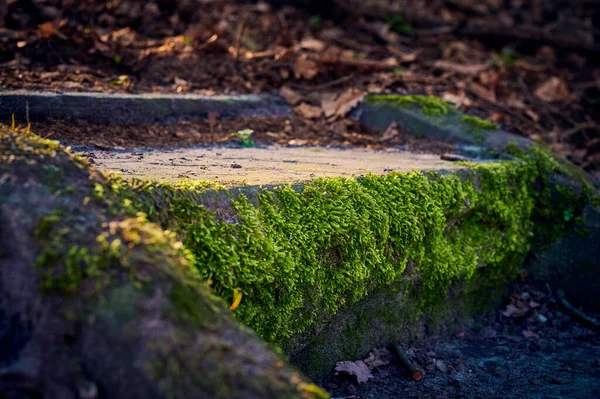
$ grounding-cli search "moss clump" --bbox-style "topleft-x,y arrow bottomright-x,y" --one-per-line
461,115 -> 497,132
365,94 -> 454,117
100,145 -> 593,346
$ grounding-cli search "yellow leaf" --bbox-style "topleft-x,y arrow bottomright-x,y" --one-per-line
229,288 -> 243,311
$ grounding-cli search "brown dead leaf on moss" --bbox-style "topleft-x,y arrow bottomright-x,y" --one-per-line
335,360 -> 374,384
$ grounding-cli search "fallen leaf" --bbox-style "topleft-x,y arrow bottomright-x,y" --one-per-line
433,60 -> 490,76
435,359 -> 448,373
502,304 -> 528,318
534,77 -> 574,102
38,22 -> 55,39
382,122 -> 399,141
280,86 -> 303,106
469,82 -> 497,102
529,300 -> 540,308
293,54 -> 319,80
364,348 -> 391,369
442,91 -> 472,108
174,77 -> 189,86
296,103 -> 323,119
321,88 -> 366,119
522,329 -> 539,339
299,38 -> 326,52
335,360 -> 374,384
514,59 -> 545,73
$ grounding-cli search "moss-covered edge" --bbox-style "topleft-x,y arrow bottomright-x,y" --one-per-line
15,122 -> 595,351
364,94 -> 499,142
2,125 -> 329,399
92,140 -> 594,347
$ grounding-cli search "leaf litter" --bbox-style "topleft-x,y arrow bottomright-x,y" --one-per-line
2,0 -> 599,177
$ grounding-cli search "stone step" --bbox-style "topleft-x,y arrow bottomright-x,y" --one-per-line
83,145 -> 465,185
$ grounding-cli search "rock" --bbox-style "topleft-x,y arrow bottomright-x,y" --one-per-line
0,127 -> 326,399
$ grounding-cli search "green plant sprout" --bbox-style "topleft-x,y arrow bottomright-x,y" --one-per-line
385,15 -> 414,35
232,129 -> 255,147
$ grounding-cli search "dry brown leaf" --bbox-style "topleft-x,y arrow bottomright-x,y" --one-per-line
299,38 -> 326,52
38,22 -> 55,39
335,360 -> 374,384
513,59 -> 545,73
296,103 -> 323,119
293,54 -> 319,80
469,82 -> 497,102
534,77 -> 574,102
370,21 -> 400,44
433,60 -> 490,76
442,91 -> 472,108
502,304 -> 528,318
522,330 -> 539,339
505,93 -> 527,110
382,122 -> 400,141
280,86 -> 303,106
321,88 -> 366,119
364,348 -> 391,369
387,46 -> 420,63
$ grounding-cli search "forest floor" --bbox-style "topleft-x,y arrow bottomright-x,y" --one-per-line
1,0 -> 600,178
325,278 -> 600,399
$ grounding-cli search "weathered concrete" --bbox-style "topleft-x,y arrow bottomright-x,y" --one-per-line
83,146 -> 465,185
0,90 -> 290,125
352,100 -> 532,155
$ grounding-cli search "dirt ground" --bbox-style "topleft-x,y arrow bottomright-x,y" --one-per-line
32,114 -> 455,153
1,0 -> 600,177
325,279 -> 600,399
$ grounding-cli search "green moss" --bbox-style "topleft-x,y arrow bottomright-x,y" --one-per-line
98,145 -> 594,347
365,94 -> 454,117
461,115 -> 497,132
14,124 -> 594,355
461,115 -> 497,143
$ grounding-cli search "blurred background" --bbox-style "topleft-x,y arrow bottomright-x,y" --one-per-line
1,0 -> 599,177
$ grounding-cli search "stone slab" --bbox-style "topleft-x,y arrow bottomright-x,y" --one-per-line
0,90 -> 290,125
352,100 -> 532,155
83,146 -> 465,185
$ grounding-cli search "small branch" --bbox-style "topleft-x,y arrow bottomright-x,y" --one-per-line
563,122 -> 598,138
310,54 -> 399,71
392,344 -> 423,381
289,74 -> 355,91
557,289 -> 600,328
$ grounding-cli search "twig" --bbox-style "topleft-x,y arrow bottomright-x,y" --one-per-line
310,54 -> 399,71
563,122 -> 599,138
289,74 -> 354,91
233,13 -> 248,62
557,289 -> 600,328
392,344 -> 423,381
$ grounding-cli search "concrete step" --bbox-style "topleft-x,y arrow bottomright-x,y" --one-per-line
83,145 -> 464,185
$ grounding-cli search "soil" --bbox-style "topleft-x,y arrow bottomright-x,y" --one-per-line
33,114 -> 454,153
324,279 -> 600,399
2,0 -> 600,177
